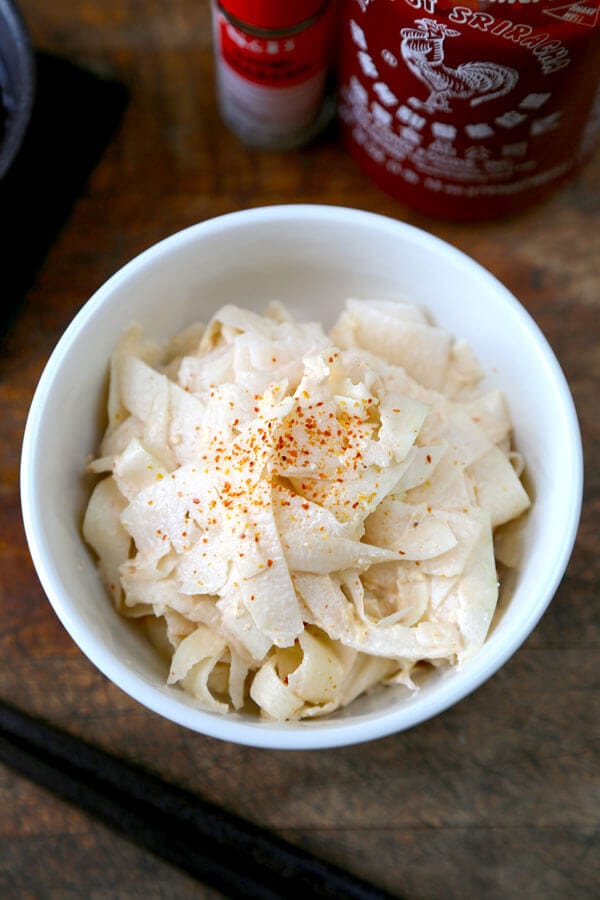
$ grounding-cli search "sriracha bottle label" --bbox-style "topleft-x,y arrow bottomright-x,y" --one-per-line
337,0 -> 600,218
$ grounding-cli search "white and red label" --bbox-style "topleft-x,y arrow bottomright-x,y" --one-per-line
216,10 -> 332,88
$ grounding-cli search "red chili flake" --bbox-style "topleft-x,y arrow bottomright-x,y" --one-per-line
267,559 -> 274,567
301,503 -> 310,510
426,454 -> 432,463
352,501 -> 359,509
398,550 -> 406,556
192,497 -> 200,504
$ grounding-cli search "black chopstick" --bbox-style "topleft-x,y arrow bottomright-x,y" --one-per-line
0,701 -> 400,899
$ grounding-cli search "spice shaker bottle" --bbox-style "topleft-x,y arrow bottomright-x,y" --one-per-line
211,1 -> 336,150
336,1 -> 600,220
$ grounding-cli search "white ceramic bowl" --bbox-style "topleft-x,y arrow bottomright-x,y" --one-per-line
20,205 -> 583,749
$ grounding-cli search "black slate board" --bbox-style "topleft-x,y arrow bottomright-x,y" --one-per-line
0,52 -> 129,338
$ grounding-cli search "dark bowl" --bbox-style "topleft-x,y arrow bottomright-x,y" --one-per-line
0,0 -> 35,180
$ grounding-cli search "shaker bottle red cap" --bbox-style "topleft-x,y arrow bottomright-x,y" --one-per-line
218,1 -> 326,30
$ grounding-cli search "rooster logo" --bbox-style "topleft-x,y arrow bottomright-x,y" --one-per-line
400,19 -> 518,113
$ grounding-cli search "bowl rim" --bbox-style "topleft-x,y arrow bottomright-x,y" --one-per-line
20,204 -> 584,749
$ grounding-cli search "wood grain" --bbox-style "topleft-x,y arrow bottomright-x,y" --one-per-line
1,2 -> 599,898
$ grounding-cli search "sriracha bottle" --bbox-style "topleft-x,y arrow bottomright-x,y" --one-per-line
336,0 -> 600,219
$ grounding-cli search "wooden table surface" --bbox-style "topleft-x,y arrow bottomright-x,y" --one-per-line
1,3 -> 598,898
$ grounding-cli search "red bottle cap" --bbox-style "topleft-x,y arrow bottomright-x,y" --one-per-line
218,0 -> 327,31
